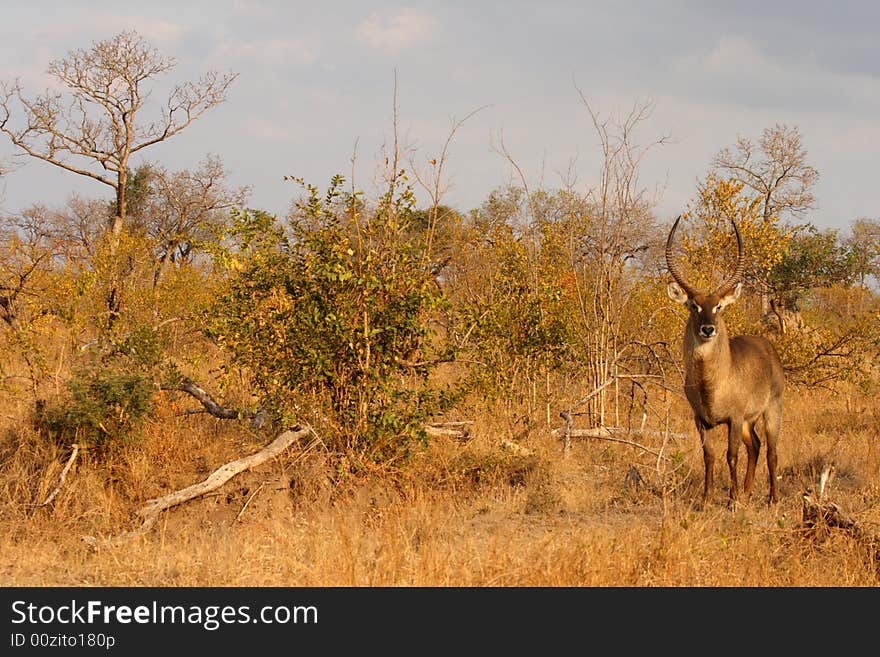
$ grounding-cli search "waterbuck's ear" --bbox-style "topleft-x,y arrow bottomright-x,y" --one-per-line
718,282 -> 743,309
667,282 -> 689,305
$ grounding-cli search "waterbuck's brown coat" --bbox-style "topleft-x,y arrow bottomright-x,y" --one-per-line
667,216 -> 785,506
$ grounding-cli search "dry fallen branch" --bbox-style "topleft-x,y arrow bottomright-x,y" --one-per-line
556,407 -> 689,458
164,377 -> 268,428
801,463 -> 879,560
168,377 -> 240,419
555,426 -> 691,441
559,373 -> 677,456
552,424 -> 678,460
235,482 -> 266,523
84,425 -> 314,548
425,420 -> 474,440
801,492 -> 866,536
37,443 -> 84,509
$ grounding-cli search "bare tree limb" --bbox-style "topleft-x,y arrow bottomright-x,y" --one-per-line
235,482 -> 266,523
163,377 -> 268,429
551,425 -> 683,459
84,426 -> 315,548
167,377 -> 241,420
425,421 -> 474,440
800,462 -> 879,561
37,443 -> 82,508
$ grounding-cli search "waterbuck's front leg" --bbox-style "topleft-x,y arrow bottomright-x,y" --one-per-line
726,415 -> 745,507
697,418 -> 714,508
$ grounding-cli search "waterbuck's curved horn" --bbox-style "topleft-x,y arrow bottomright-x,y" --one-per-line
715,219 -> 744,296
665,215 -> 697,297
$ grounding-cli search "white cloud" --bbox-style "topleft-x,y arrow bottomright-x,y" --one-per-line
671,35 -> 880,116
32,14 -> 186,47
356,7 -> 436,53
245,116 -> 293,142
216,37 -> 319,67
672,36 -> 782,84
702,36 -> 774,75
93,15 -> 186,45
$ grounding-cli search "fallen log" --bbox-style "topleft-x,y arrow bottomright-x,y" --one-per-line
84,425 -> 314,548
36,443 -> 84,510
552,425 -> 687,460
800,463 -> 879,563
173,377 -> 239,419
425,420 -> 474,440
162,377 -> 268,428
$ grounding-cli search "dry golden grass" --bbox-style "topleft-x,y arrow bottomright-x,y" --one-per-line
1,386 -> 878,587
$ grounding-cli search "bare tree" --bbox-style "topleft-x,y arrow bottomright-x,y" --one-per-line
571,94 -> 669,427
0,31 -> 237,237
127,155 -> 250,286
0,200 -> 101,329
712,124 -> 819,324
712,124 -> 818,223
408,105 -> 487,270
53,195 -> 112,260
846,217 -> 880,290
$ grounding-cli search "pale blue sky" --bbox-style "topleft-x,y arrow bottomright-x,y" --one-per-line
1,1 -> 878,230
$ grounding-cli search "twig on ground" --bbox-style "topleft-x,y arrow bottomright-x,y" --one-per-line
235,482 -> 265,523
37,443 -> 84,509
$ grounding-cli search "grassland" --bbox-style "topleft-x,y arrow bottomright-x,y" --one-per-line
1,382 -> 878,588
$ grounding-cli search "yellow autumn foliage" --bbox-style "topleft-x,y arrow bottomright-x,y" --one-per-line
679,176 -> 791,295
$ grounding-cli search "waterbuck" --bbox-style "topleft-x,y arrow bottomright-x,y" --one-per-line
665,215 -> 784,507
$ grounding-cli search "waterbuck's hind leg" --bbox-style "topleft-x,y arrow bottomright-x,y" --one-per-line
741,422 -> 761,502
726,416 -> 744,507
763,404 -> 782,504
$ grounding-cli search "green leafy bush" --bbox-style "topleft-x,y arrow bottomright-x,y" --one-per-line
36,325 -> 162,449
207,175 -> 457,464
38,370 -> 154,447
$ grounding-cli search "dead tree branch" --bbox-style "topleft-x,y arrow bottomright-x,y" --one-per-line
559,373 -> 673,455
425,420 -> 474,440
37,443 -> 82,509
551,425 -> 682,460
163,377 -> 268,428
235,481 -> 266,523
801,463 -> 879,561
170,377 -> 240,419
84,426 -> 315,548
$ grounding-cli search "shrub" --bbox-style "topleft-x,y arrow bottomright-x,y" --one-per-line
207,176 -> 457,464
35,325 -> 162,449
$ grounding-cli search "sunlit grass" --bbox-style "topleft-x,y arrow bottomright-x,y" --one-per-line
1,387 -> 877,586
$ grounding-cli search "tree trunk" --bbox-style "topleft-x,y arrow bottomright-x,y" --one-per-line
115,168 -> 127,231
107,173 -> 126,321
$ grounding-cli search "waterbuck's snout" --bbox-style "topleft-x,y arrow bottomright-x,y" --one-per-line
687,291 -> 741,341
